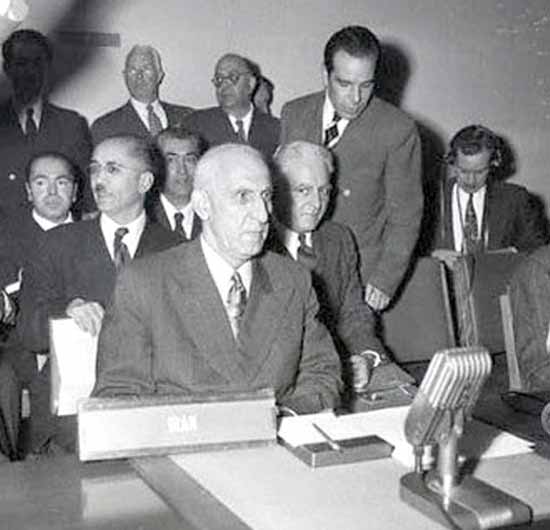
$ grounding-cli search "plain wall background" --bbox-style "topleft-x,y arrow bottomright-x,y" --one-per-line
9,0 -> 550,208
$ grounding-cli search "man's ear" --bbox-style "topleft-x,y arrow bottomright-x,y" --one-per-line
322,64 -> 329,88
71,181 -> 78,204
191,189 -> 210,221
25,182 -> 33,203
138,171 -> 154,194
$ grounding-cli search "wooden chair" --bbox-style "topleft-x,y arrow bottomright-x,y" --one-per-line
381,257 -> 456,364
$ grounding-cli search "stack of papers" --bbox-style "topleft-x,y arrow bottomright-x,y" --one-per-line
278,406 -> 533,469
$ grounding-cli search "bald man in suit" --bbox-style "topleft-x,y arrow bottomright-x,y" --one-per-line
91,45 -> 192,145
94,144 -> 341,414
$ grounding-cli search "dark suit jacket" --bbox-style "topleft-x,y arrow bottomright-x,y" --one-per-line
266,221 -> 382,359
0,101 -> 92,218
432,180 -> 548,253
93,240 -> 342,414
145,193 -> 201,241
509,245 -> 550,391
0,210 -> 45,287
18,218 -> 181,353
280,93 -> 423,299
183,106 -> 280,159
91,100 -> 193,145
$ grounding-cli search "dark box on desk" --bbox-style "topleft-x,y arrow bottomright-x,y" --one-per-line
283,435 -> 393,467
78,389 -> 277,461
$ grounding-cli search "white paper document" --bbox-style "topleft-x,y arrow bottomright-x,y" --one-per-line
49,317 -> 98,415
278,406 -> 533,468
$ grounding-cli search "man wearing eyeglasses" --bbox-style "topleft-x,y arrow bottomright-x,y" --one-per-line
183,53 -> 279,159
280,26 -> 422,313
146,127 -> 204,241
430,124 -> 547,262
91,45 -> 192,146
15,135 -> 180,456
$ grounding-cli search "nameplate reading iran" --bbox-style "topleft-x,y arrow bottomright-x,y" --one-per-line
78,389 -> 277,461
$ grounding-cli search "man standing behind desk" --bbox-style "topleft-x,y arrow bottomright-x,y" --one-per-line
91,45 -> 192,145
183,54 -> 280,159
280,26 -> 423,311
94,144 -> 341,414
146,127 -> 203,240
17,135 -> 180,455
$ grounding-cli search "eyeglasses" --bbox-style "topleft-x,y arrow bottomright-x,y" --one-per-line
165,153 -> 199,166
211,71 -> 249,88
124,67 -> 157,78
87,161 -> 144,177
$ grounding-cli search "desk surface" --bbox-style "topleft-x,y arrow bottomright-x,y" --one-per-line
134,444 -> 550,530
0,456 -> 183,530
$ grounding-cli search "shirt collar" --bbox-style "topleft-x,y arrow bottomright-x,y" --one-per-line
32,209 -> 73,231
16,98 -> 43,133
200,236 -> 252,302
159,193 -> 195,235
274,220 -> 312,260
322,92 -> 349,131
226,104 -> 254,138
100,210 -> 146,259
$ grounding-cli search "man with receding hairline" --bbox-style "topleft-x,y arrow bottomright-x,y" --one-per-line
94,143 -> 341,414
183,53 -> 279,158
16,134 -> 180,455
91,44 -> 192,145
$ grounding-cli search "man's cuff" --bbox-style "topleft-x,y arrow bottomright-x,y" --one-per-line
357,349 -> 388,367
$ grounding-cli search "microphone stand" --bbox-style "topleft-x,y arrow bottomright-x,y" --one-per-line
401,407 -> 531,529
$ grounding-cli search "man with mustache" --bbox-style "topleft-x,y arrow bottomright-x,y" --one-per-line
15,134 -> 179,456
183,54 -> 279,159
94,144 -> 341,415
280,25 -> 423,312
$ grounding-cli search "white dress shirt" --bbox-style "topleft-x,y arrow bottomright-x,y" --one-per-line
159,194 -> 195,238
227,104 -> 254,141
451,183 -> 487,252
322,94 -> 350,148
100,211 -> 146,260
130,98 -> 168,132
32,209 -> 73,232
17,98 -> 43,133
275,222 -> 312,260
200,236 -> 252,305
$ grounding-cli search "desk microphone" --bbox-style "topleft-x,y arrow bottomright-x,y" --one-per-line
400,346 -> 532,529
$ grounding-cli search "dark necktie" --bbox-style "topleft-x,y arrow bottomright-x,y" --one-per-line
113,227 -> 130,272
147,104 -> 163,137
174,212 -> 187,239
26,107 -> 37,143
226,271 -> 247,338
323,112 -> 341,147
463,193 -> 479,254
236,119 -> 247,143
296,232 -> 317,270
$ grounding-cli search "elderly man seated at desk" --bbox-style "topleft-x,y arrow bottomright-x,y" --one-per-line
93,144 -> 342,414
268,141 -> 411,400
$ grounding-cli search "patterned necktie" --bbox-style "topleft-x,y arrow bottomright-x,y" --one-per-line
323,112 -> 341,147
113,227 -> 130,272
296,232 -> 317,270
463,193 -> 479,254
174,212 -> 187,239
236,119 -> 247,143
26,107 -> 37,143
226,271 -> 247,338
147,104 -> 163,137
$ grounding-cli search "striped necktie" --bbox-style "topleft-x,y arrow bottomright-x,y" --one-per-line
463,193 -> 479,254
323,112 -> 341,147
236,119 -> 247,143
174,212 -> 187,239
226,271 -> 247,338
113,227 -> 130,272
26,107 -> 38,142
147,104 -> 163,136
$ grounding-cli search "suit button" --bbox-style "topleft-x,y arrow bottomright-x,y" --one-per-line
8,173 -> 16,181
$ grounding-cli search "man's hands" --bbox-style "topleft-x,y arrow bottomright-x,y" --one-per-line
66,298 -> 104,335
365,283 -> 390,311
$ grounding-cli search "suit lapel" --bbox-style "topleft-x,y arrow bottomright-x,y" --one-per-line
190,214 -> 202,239
238,257 -> 289,380
88,219 -> 117,275
171,242 -> 248,381
124,101 -> 150,136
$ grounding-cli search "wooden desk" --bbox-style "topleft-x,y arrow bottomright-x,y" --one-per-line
0,456 -> 184,530
133,444 -> 550,530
